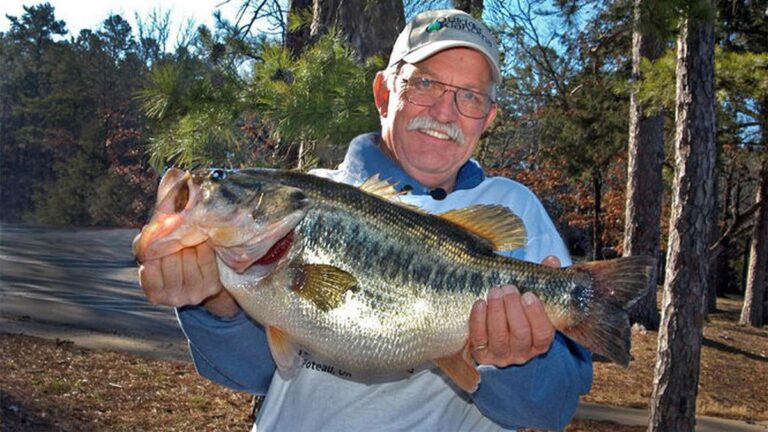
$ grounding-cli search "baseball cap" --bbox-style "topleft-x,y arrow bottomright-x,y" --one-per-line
387,9 -> 501,83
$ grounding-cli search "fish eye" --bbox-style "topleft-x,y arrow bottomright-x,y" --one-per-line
210,169 -> 226,182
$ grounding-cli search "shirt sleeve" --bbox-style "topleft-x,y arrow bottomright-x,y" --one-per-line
470,334 -> 593,429
470,180 -> 593,429
176,306 -> 276,394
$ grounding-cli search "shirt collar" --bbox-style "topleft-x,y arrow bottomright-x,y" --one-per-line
338,133 -> 485,196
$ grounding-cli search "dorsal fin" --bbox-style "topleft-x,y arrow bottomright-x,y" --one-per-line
294,264 -> 359,312
438,204 -> 527,251
359,174 -> 425,213
359,174 -> 402,201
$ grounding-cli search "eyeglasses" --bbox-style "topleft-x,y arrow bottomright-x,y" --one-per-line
398,76 -> 494,119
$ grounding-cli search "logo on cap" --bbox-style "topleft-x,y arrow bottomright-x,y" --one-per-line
425,20 -> 444,33
422,16 -> 494,49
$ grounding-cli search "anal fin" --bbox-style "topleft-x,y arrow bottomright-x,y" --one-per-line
434,341 -> 480,393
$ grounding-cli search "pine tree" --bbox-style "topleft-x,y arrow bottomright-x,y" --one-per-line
623,0 -> 668,330
649,1 -> 717,429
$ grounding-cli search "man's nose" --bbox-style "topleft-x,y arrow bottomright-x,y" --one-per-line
428,90 -> 460,123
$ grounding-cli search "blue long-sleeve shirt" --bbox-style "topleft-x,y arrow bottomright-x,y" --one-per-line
178,133 -> 592,431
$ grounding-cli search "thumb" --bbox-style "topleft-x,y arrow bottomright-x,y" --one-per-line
541,255 -> 561,268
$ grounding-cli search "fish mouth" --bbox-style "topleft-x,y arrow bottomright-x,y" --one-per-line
212,209 -> 304,273
133,169 -> 207,262
254,230 -> 294,265
134,167 -> 306,274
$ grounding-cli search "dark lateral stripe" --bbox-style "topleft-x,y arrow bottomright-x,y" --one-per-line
230,175 -> 262,189
219,183 -> 241,204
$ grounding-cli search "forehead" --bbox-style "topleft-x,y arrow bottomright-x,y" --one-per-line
401,48 -> 493,90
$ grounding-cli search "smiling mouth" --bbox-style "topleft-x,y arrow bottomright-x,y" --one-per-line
420,129 -> 452,140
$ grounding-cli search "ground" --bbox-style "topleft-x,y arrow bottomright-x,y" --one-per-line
585,295 -> 767,422
1,296 -> 765,431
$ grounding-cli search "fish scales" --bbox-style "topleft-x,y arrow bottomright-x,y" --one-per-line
225,170 -> 583,367
293,204 -> 476,369
133,168 -> 656,391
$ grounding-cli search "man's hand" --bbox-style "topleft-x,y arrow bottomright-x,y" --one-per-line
138,242 -> 239,317
469,256 -> 561,367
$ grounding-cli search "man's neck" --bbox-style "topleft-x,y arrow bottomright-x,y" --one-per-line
414,174 -> 456,193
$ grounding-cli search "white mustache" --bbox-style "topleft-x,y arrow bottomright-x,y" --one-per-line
407,117 -> 465,146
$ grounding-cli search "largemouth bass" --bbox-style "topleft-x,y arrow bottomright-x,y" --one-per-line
133,168 -> 654,392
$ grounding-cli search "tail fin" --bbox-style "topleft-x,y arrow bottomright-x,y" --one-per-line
561,256 -> 656,367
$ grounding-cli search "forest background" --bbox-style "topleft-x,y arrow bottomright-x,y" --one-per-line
1,0 -> 766,429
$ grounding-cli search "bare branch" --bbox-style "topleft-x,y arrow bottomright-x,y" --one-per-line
709,200 -> 762,259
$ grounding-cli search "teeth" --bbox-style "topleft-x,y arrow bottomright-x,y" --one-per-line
421,129 -> 451,140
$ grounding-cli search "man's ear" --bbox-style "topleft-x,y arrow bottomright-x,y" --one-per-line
373,71 -> 390,117
482,103 -> 498,130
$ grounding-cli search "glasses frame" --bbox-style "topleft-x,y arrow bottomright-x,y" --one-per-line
397,75 -> 495,120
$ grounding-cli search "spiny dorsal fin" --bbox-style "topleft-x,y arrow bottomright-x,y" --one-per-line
359,174 -> 425,213
438,204 -> 527,251
294,264 -> 359,312
359,174 -> 402,201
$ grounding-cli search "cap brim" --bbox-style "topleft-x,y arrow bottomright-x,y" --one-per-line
401,40 -> 501,83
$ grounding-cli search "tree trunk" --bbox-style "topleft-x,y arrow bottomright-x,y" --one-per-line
311,0 -> 404,61
623,0 -> 665,330
705,169 -> 721,315
708,164 -> 736,310
742,236 -> 751,293
592,170 -> 604,260
648,3 -> 717,431
285,0 -> 313,57
740,154 -> 768,326
453,0 -> 484,18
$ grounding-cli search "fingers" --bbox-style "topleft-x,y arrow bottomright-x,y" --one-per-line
191,243 -> 225,304
502,286 -> 532,363
469,284 -> 555,367
541,255 -> 561,268
469,299 -> 489,354
161,252 -> 183,294
182,247 -> 216,305
137,245 -> 224,308
485,287 -> 510,358
196,243 -> 221,290
522,292 -> 555,355
139,260 -> 165,304
182,247 -> 203,288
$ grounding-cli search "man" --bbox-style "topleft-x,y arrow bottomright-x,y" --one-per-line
139,9 -> 592,431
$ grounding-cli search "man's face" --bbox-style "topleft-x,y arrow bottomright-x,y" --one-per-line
375,47 -> 497,191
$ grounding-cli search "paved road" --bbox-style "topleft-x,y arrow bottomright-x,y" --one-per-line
0,224 -> 187,356
1,223 -> 765,431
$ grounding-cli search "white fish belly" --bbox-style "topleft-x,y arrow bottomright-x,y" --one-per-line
223,265 -> 478,373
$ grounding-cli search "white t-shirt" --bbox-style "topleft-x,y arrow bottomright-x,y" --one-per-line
253,175 -> 571,432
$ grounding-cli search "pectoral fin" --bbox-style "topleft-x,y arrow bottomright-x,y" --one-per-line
267,326 -> 300,375
438,205 -> 527,251
434,342 -> 480,393
294,264 -> 359,312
